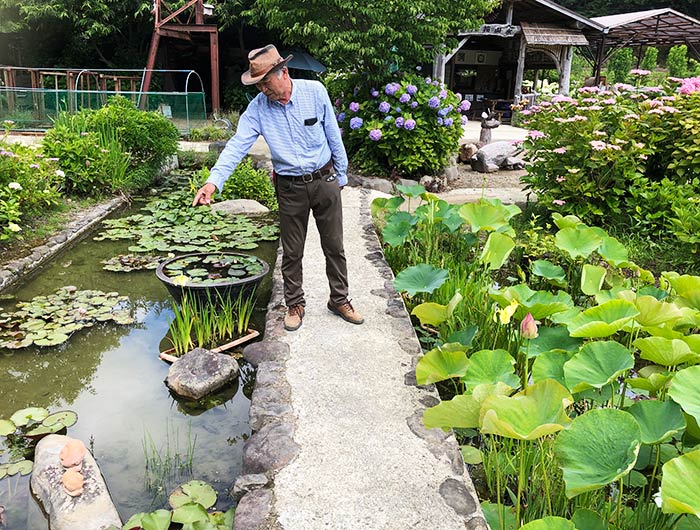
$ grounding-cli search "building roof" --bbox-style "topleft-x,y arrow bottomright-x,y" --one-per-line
484,0 -> 605,32
589,8 -> 700,45
521,22 -> 589,45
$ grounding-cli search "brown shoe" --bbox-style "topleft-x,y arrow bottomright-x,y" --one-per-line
327,300 -> 364,325
284,304 -> 305,331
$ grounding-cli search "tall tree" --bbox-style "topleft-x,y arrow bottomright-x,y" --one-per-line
245,0 -> 497,80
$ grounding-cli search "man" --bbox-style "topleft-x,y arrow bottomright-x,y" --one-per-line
192,44 -> 363,332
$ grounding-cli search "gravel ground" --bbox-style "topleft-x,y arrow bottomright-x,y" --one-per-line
446,162 -> 528,191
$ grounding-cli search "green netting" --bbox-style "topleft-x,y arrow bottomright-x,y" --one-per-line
0,87 -> 207,133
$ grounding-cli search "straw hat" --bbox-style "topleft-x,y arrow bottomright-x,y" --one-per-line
241,45 -> 293,85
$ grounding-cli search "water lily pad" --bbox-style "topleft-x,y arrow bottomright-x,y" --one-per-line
35,332 -> 70,346
3,459 -> 33,476
169,479 -> 217,510
0,419 -> 16,436
42,410 -> 78,429
10,407 -> 49,427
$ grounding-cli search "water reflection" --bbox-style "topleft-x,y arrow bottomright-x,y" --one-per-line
0,207 -> 276,529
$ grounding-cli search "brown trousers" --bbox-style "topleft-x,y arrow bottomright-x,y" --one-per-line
275,175 -> 348,307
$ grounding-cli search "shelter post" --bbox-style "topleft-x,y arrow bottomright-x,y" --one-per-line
514,34 -> 527,102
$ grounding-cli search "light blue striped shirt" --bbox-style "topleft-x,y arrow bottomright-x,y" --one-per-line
207,79 -> 348,189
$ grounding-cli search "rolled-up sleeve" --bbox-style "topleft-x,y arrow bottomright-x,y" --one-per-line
319,86 -> 349,187
206,108 -> 261,192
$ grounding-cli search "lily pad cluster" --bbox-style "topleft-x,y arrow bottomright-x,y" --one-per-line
94,189 -> 278,254
0,406 -> 78,478
0,286 -> 133,349
102,253 -> 169,272
162,253 -> 266,287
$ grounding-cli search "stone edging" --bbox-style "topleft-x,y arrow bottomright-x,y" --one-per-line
0,197 -> 128,293
235,188 -> 486,529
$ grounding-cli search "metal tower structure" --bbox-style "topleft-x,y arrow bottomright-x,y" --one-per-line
143,0 -> 220,112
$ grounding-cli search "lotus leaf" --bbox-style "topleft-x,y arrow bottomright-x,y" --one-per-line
555,226 -> 602,260
462,349 -> 519,390
663,273 -> 700,311
531,259 -> 567,287
459,200 -> 514,235
634,336 -> 700,367
481,501 -> 517,530
10,407 -> 49,426
423,394 -> 481,430
519,517 -> 576,530
481,379 -> 573,440
661,450 -> 700,516
571,508 -> 607,530
396,183 -> 426,198
563,340 -> 634,392
236,242 -> 258,250
631,295 -> 685,328
566,299 -> 639,338
459,445 -> 482,464
169,479 -> 217,510
532,351 -> 571,387
581,264 -> 607,296
554,408 -> 641,498
480,232 -> 515,270
668,366 -> 700,424
412,292 -> 462,327
523,326 -> 582,358
393,264 -> 448,297
0,419 -> 16,435
677,516 -> 700,530
446,325 -> 478,347
382,217 -> 413,247
415,345 -> 469,385
627,400 -> 685,445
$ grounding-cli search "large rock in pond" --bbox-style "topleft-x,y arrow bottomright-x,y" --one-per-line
31,434 -> 121,530
211,199 -> 269,216
165,348 -> 240,400
472,141 -> 521,173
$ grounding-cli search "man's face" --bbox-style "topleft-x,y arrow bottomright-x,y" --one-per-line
256,68 -> 288,102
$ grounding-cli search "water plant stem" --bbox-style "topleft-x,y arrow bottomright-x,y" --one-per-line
516,441 -> 526,528
538,438 -> 553,516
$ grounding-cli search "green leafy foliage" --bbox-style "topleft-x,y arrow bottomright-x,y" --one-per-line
194,157 -> 277,211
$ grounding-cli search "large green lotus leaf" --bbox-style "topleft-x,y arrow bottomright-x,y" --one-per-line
481,197 -> 521,221
554,408 -> 641,498
458,201 -> 512,234
627,400 -> 686,445
634,336 -> 700,367
460,445 -> 483,464
416,345 -> 469,385
0,419 -> 16,436
519,291 -> 574,321
411,303 -> 448,327
571,508 -> 607,530
519,517 -> 576,530
627,295 -> 685,329
446,325 -> 478,348
677,515 -> 700,530
566,299 -> 640,338
480,232 -> 515,270
552,212 -> 583,229
523,326 -> 583,358
669,366 -> 700,423
10,407 -> 49,427
555,227 -> 602,260
481,379 -> 572,440
563,340 -> 634,392
581,264 -> 607,296
598,235 -> 631,267
463,349 -> 519,390
661,450 -> 700,516
684,334 -> 700,353
423,394 -> 481,430
381,219 -> 412,247
393,264 -> 449,296
489,283 -> 536,308
664,274 -> 700,311
532,351 -> 572,387
396,183 -> 426,198
370,195 -> 404,217
481,501 -> 517,530
531,259 -> 567,288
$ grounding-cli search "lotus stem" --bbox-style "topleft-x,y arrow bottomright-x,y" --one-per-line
538,438 -> 553,516
616,477 -> 624,528
646,444 -> 662,503
516,440 -> 526,528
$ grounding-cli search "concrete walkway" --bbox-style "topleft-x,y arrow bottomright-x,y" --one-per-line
235,187 -> 488,530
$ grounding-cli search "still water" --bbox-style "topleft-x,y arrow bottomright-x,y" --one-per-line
0,205 -> 276,529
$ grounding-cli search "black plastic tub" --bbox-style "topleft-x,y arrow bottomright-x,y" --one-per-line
155,252 -> 270,306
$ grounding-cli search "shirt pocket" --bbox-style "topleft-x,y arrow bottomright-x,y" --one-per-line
302,117 -> 325,150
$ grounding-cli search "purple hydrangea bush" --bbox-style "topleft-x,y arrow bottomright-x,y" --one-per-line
333,74 -> 468,177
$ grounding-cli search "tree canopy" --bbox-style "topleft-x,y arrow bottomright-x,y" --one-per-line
243,0 -> 498,80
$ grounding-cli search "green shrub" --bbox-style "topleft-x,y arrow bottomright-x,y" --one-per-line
187,125 -> 232,142
0,141 -> 62,241
196,157 -> 277,210
606,48 -> 634,83
640,47 -> 658,72
667,45 -> 689,77
330,72 -> 467,178
177,149 -> 219,170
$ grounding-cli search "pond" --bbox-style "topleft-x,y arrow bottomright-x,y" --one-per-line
0,197 -> 277,529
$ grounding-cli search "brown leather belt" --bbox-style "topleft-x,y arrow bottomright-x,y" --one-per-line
276,159 -> 334,183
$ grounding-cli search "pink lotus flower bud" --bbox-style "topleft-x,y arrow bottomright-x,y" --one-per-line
521,313 -> 538,340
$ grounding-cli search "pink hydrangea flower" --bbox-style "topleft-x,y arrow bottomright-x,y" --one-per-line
590,140 -> 607,151
527,130 -> 545,139
556,176 -> 566,182
552,199 -> 566,206
553,147 -> 567,154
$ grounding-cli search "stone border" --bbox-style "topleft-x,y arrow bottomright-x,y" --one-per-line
0,197 -> 127,293
236,189 -> 486,529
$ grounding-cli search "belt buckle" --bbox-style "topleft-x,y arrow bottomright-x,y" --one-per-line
302,173 -> 314,183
